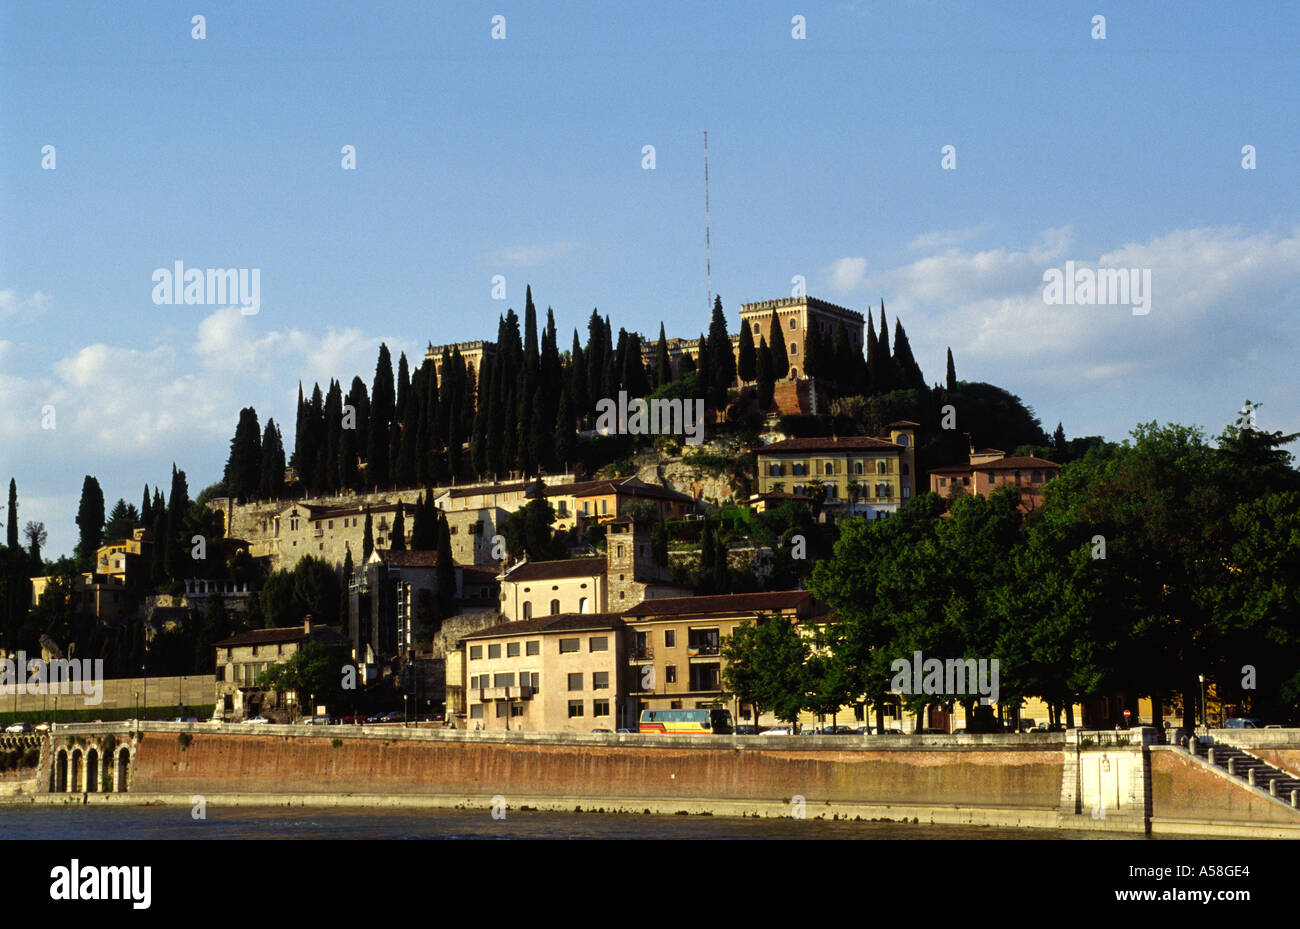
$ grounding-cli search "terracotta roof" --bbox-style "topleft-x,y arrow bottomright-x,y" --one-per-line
380,549 -> 440,568
759,436 -> 900,453
213,624 -> 346,648
623,590 -> 814,618
445,481 -> 531,499
503,557 -> 606,583
928,464 -> 974,475
887,420 -> 921,428
307,500 -> 402,519
460,566 -> 502,586
537,477 -> 693,503
981,455 -> 1060,469
461,612 -> 626,641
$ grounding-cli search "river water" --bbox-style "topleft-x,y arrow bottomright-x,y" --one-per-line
0,806 -> 1159,839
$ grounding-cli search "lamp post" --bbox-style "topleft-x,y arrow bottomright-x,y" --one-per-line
134,691 -> 139,720
1198,674 -> 1207,732
404,695 -> 410,728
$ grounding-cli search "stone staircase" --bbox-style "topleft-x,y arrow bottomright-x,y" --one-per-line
1193,738 -> 1300,809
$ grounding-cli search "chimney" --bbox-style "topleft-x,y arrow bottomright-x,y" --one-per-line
303,616 -> 313,636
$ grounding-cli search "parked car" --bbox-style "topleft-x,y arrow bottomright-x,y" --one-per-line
615,728 -> 636,734
821,725 -> 858,735
4,722 -> 32,733
365,713 -> 390,723
760,727 -> 793,736
1225,717 -> 1261,729
340,713 -> 366,724
244,716 -> 270,724
734,725 -> 760,735
300,715 -> 331,725
591,728 -> 613,734
34,722 -> 51,732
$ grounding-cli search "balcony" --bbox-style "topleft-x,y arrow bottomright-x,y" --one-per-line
686,646 -> 720,658
629,647 -> 654,662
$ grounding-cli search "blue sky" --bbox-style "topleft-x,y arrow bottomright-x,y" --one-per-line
2,1 -> 1298,558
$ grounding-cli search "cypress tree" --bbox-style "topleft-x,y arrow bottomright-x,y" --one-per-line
259,418 -> 286,499
768,314 -> 789,380
390,505 -> 406,552
395,376 -> 419,488
362,508 -> 374,562
395,352 -> 411,426
892,319 -> 925,390
570,330 -> 588,425
222,407 -> 262,501
654,322 -> 672,387
435,512 -> 455,619
1053,422 -> 1066,452
305,383 -> 325,493
367,344 -> 395,489
945,347 -> 957,391
323,380 -> 343,491
163,465 -> 188,583
622,332 -> 650,398
554,387 -> 574,468
677,351 -> 696,376
876,302 -> 894,393
866,315 -> 880,395
737,318 -> 756,383
585,310 -> 605,412
341,547 -> 354,632
695,334 -> 710,405
141,485 -> 152,526
707,295 -> 736,403
802,319 -> 822,380
75,476 -> 105,568
833,322 -> 855,387
291,383 -> 306,478
6,479 -> 17,550
756,338 -> 775,410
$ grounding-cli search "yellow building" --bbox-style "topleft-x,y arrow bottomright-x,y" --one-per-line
755,423 -> 918,519
458,613 -> 630,731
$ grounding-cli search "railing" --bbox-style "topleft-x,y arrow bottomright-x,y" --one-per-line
630,647 -> 654,661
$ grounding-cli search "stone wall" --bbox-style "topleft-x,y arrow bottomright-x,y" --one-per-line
0,675 -> 215,715
125,729 -> 1063,810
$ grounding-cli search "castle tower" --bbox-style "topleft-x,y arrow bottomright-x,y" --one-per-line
604,517 -> 668,609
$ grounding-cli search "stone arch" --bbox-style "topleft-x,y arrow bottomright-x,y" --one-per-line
69,749 -> 82,793
116,747 -> 130,792
86,748 -> 99,792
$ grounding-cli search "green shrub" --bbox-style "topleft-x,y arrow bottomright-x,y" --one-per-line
331,738 -> 343,748
177,732 -> 192,750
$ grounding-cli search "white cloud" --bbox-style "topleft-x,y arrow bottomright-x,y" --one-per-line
825,257 -> 868,293
481,241 -> 578,269
907,223 -> 992,251
0,289 -> 51,321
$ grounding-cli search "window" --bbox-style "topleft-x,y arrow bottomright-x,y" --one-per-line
469,675 -> 480,688
507,642 -> 520,657
689,663 -> 721,690
665,665 -> 677,684
549,599 -> 560,615
511,703 -> 524,717
1032,470 -> 1042,483
753,323 -> 760,333
592,671 -> 609,690
496,703 -> 507,718
469,646 -> 482,660
528,672 -> 540,691
593,700 -> 610,717
664,629 -> 676,648
687,628 -> 720,655
789,317 -> 797,329
877,461 -> 887,474
493,672 -> 515,688
789,343 -> 798,356
526,640 -> 540,656
590,636 -> 608,652
523,601 -> 533,620
488,644 -> 501,659
824,461 -> 834,475
567,673 -> 583,691
670,700 -> 682,710
769,463 -> 782,476
902,486 -> 911,499
793,463 -> 805,476
251,645 -> 259,657
897,434 -> 909,447
855,461 -> 864,475
470,705 -> 484,719
617,544 -> 624,559
962,477 -> 970,486
939,478 -> 947,487
559,638 -> 580,654
578,597 -> 589,613
902,463 -> 909,475
567,701 -> 584,718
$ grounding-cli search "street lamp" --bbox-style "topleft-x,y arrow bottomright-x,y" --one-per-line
404,695 -> 410,728
134,691 -> 139,719
1198,674 -> 1207,732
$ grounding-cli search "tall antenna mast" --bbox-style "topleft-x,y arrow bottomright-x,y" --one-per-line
704,130 -> 712,314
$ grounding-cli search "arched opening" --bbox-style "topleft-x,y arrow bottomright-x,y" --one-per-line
70,750 -> 82,793
117,747 -> 130,793
86,748 -> 99,792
